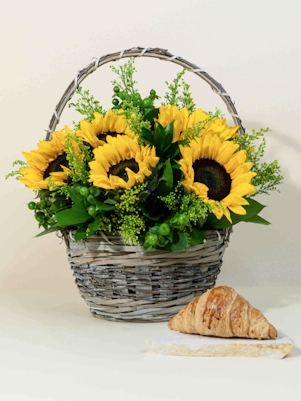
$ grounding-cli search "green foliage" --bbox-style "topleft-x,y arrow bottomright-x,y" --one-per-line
205,198 -> 269,229
179,191 -> 212,224
64,133 -> 92,184
156,159 -> 173,196
111,58 -> 138,98
251,160 -> 283,195
163,69 -> 196,112
5,160 -> 27,180
110,59 -> 159,137
141,122 -> 175,158
113,184 -> 147,244
159,183 -> 211,222
121,105 -> 151,137
137,184 -> 212,251
233,128 -> 284,195
119,215 -> 146,245
29,188 -> 72,234
69,86 -> 105,127
55,200 -> 91,226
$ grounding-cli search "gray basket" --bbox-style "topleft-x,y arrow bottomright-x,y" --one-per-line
48,47 -> 242,322
64,229 -> 231,322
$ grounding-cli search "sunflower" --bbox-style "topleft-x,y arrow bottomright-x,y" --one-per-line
89,135 -> 159,190
157,105 -> 239,143
19,126 -> 76,190
184,108 -> 239,141
179,132 -> 256,222
202,117 -> 239,142
156,105 -> 190,142
185,107 -> 210,129
76,110 -> 135,148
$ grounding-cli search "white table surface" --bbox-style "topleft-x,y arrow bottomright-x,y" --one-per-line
1,286 -> 301,401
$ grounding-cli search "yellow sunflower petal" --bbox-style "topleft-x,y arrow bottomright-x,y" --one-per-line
205,118 -> 239,141
179,132 -> 256,220
89,135 -> 159,190
187,108 -> 210,128
19,126 -> 74,190
76,110 -> 135,148
156,105 -> 189,142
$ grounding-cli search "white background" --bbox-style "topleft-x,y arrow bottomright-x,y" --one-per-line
1,1 -> 301,400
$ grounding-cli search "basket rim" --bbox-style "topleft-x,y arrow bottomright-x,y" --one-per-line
63,227 -> 231,256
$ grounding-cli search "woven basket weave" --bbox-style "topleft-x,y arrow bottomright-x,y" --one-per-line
48,47 -> 243,322
63,228 -> 231,321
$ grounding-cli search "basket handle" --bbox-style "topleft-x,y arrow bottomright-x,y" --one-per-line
46,46 -> 244,140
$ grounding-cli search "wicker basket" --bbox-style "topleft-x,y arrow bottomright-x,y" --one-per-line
48,47 -> 243,322
63,228 -> 231,321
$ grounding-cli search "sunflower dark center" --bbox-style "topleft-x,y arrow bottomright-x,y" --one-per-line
43,152 -> 68,179
97,131 -> 118,142
108,159 -> 139,182
193,159 -> 231,201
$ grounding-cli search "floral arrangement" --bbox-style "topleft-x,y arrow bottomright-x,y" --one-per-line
7,59 -> 283,252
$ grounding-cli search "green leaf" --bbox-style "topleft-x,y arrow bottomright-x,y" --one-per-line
67,187 -> 83,203
143,108 -> 159,128
138,190 -> 151,200
170,231 -> 188,252
156,159 -> 173,196
198,217 -> 207,228
104,198 -> 117,205
49,198 -> 68,212
54,201 -> 92,226
88,216 -> 101,233
143,240 -> 153,251
154,123 -> 166,153
149,225 -> 159,235
141,127 -> 154,144
146,177 -> 159,192
74,227 -> 88,241
205,214 -> 231,229
245,215 -> 271,225
49,204 -> 69,214
161,122 -> 174,152
157,235 -> 169,247
94,199 -> 115,211
166,142 -> 180,159
141,204 -> 162,221
189,228 -> 207,247
35,226 -> 59,238
105,190 -> 121,203
206,198 -> 267,229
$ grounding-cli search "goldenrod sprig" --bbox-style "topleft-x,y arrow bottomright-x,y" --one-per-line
163,69 -> 196,112
5,160 -> 27,180
233,128 -> 284,195
69,86 -> 105,128
110,58 -> 138,98
113,184 -> 147,244
64,133 -> 92,184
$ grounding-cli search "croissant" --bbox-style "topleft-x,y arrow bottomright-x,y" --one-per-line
168,286 -> 277,340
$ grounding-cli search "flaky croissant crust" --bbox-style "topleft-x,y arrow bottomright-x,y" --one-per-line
168,286 -> 277,340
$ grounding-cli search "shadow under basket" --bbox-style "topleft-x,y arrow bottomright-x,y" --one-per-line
63,228 -> 231,322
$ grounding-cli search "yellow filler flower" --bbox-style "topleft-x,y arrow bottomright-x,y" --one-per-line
89,135 -> 159,190
76,110 -> 135,148
19,126 -> 76,190
179,132 -> 256,222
